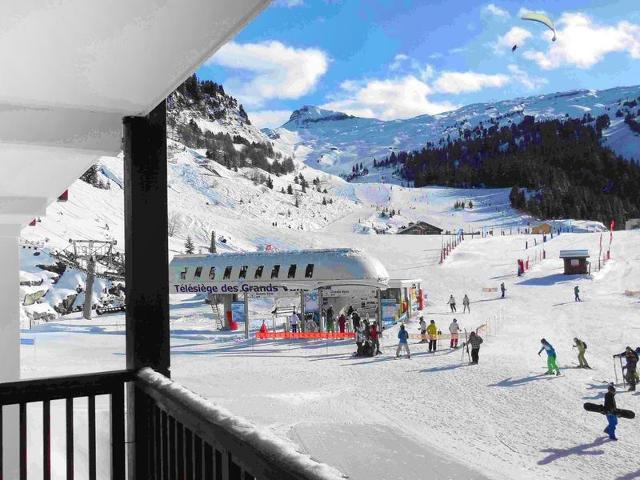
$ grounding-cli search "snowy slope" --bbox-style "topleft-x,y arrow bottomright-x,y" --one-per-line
273,86 -> 640,178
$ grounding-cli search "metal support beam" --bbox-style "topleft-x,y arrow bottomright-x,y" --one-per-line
243,293 -> 249,339
123,100 -> 169,480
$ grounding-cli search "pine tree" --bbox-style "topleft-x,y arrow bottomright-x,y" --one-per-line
266,176 -> 274,189
184,236 -> 195,254
287,184 -> 293,195
322,197 -> 327,205
280,187 -> 285,194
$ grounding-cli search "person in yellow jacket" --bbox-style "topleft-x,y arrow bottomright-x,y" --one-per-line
427,320 -> 438,353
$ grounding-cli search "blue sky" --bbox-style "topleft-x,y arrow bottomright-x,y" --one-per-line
197,0 -> 640,128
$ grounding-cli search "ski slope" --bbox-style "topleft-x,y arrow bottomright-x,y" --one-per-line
21,226 -> 640,480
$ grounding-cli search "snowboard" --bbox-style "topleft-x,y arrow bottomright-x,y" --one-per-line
583,402 -> 635,419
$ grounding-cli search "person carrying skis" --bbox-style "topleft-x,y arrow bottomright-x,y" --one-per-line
418,317 -> 427,343
462,294 -> 470,313
464,331 -> 483,364
573,337 -> 590,369
448,295 -> 457,313
396,324 -> 410,359
449,319 -> 460,348
338,314 -> 347,333
500,282 -> 506,299
538,338 -> 560,375
427,320 -> 438,352
574,285 -> 581,302
370,322 -> 381,355
614,347 -> 638,391
603,383 -> 618,441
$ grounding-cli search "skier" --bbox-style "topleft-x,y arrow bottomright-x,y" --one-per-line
352,309 -> 361,330
448,295 -> 457,313
338,314 -> 347,333
538,338 -> 561,375
464,331 -> 484,364
500,282 -> 506,299
573,337 -> 590,369
427,320 -> 438,353
574,285 -> 581,302
614,347 -> 638,391
418,317 -> 427,343
603,383 -> 618,441
289,309 -> 299,333
449,319 -> 460,348
396,324 -> 410,359
326,306 -> 334,326
259,320 -> 268,334
370,322 -> 381,355
462,294 -> 470,313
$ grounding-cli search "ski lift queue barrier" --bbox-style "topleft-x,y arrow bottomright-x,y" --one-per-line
256,331 -> 355,340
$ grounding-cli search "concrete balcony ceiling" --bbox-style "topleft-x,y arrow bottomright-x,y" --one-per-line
0,0 -> 270,231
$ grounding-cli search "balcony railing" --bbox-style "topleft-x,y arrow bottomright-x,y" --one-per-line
0,369 -> 340,480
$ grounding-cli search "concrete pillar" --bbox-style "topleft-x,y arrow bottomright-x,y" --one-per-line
0,226 -> 20,478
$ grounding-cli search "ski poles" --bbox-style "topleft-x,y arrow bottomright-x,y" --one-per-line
613,356 -> 618,385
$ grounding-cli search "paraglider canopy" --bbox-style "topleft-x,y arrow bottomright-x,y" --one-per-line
521,11 -> 557,42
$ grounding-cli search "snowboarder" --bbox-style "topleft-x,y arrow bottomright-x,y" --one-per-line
573,337 -> 590,369
338,314 -> 347,333
396,324 -> 410,359
614,347 -> 638,391
370,322 -> 381,355
574,285 -> 581,302
464,331 -> 483,364
289,310 -> 299,333
418,317 -> 427,343
604,384 -> 618,441
449,319 -> 460,348
538,338 -> 560,375
427,320 -> 438,352
500,282 -> 506,299
448,295 -> 457,313
462,294 -> 470,313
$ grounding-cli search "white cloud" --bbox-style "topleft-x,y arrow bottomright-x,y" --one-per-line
494,26 -> 532,52
322,75 -> 458,120
273,0 -> 304,7
523,12 -> 640,69
432,71 -> 509,94
389,53 -> 409,71
207,41 -> 329,107
507,64 -> 547,90
246,110 -> 292,129
483,4 -> 510,19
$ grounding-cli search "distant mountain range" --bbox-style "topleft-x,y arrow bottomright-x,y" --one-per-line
265,86 -> 640,180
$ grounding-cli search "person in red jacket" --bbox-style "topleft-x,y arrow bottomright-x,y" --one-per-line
259,320 -> 268,334
370,323 -> 381,355
338,314 -> 347,333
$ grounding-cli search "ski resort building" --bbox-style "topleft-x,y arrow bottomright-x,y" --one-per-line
560,249 -> 591,275
397,221 -> 443,235
170,249 -> 422,336
0,1 -> 342,479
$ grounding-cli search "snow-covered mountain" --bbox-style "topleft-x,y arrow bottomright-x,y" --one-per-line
271,86 -> 640,180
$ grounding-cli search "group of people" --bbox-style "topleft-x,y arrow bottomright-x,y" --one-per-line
396,317 -> 484,363
447,294 -> 471,313
354,319 -> 381,357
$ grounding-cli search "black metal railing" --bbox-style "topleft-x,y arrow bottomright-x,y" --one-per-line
0,369 -> 133,480
134,368 -> 335,480
0,369 -> 338,480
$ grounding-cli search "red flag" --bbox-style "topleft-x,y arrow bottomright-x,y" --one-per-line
610,219 -> 614,245
599,233 -> 602,250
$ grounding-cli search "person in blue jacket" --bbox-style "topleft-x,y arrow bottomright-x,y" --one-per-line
538,338 -> 560,375
396,324 -> 411,359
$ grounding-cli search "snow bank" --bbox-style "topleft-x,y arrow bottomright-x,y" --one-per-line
137,368 -> 345,480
